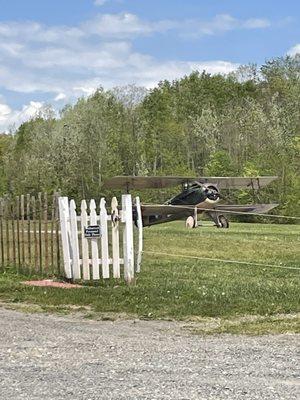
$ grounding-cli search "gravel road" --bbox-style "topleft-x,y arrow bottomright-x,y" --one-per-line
0,308 -> 299,400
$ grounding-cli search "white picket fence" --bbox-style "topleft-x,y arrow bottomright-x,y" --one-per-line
58,194 -> 143,283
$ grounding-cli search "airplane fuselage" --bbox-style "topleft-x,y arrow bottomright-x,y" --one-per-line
142,182 -> 220,226
167,185 -> 211,205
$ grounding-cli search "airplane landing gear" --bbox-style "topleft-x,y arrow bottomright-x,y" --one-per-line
217,215 -> 229,228
186,207 -> 199,229
207,211 -> 229,228
185,216 -> 196,228
185,212 -> 229,229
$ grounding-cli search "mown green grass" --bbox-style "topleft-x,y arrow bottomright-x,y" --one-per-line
183,314 -> 300,335
0,222 -> 299,332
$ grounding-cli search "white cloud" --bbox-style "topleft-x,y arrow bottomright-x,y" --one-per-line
54,93 -> 67,101
72,59 -> 238,91
243,18 -> 270,29
0,13 -> 271,43
287,44 -> 300,56
0,101 -> 44,132
195,14 -> 237,36
82,13 -> 156,37
0,11 -> 272,129
73,86 -> 97,96
94,0 -> 108,6
0,103 -> 11,122
180,14 -> 271,38
80,13 -> 271,39
0,14 -> 241,99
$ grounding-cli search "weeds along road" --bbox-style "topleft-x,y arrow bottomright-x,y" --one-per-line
0,308 -> 299,400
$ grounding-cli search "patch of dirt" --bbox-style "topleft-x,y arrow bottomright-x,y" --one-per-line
21,279 -> 83,289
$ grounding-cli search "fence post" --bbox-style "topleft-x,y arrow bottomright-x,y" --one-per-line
11,199 -> 16,267
80,200 -> 90,280
16,196 -> 21,271
5,200 -> 10,265
111,197 -> 120,279
122,194 -> 134,284
100,198 -> 109,279
20,194 -> 25,266
0,199 -> 3,268
38,193 -> 43,274
54,193 -> 61,275
50,194 -> 55,274
69,199 -> 81,279
58,197 -> 72,279
31,196 -> 38,272
44,193 -> 49,271
26,194 -> 31,267
135,196 -> 143,273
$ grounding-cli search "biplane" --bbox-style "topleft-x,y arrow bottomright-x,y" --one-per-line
103,176 -> 278,229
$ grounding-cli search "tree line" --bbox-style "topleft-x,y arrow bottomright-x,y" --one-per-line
0,55 -> 299,217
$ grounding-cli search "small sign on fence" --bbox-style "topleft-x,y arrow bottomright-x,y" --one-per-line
84,225 -> 101,238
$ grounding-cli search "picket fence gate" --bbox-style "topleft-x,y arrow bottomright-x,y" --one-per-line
58,194 -> 143,283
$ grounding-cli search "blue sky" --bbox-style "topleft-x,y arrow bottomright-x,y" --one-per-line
0,0 -> 299,131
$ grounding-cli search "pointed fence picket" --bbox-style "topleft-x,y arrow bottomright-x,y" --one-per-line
69,200 -> 80,279
111,197 -> 120,279
58,197 -> 72,279
80,200 -> 90,280
58,194 -> 142,283
89,199 -> 100,280
100,198 -> 109,279
122,195 -> 134,283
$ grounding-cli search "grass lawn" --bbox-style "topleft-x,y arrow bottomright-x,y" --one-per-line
0,222 -> 299,333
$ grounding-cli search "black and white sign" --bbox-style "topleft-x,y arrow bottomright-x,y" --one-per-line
84,225 -> 101,238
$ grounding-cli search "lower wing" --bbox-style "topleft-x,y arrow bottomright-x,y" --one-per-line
141,203 -> 279,217
212,204 -> 279,214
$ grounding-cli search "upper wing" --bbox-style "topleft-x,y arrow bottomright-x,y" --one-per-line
103,176 -> 277,190
103,176 -> 194,190
196,176 -> 278,189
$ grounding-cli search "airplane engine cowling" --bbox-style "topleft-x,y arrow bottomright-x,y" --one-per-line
203,184 -> 220,204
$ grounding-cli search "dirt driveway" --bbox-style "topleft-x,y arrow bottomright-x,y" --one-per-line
0,308 -> 299,399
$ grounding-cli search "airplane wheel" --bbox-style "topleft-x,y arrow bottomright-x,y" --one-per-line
186,216 -> 195,229
218,215 -> 229,228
